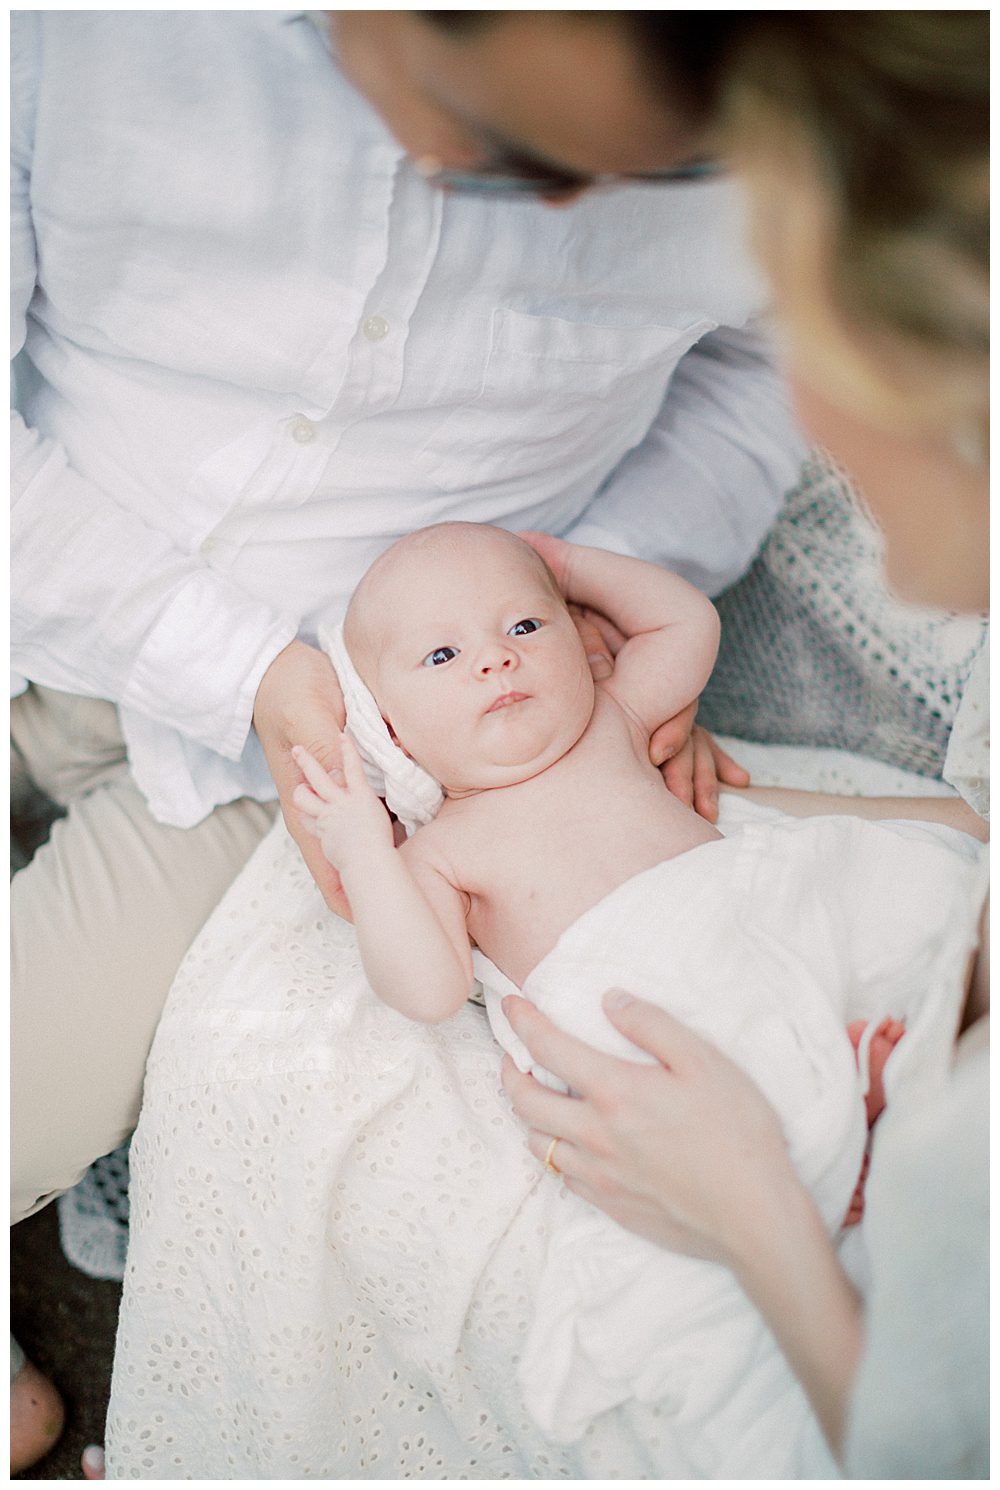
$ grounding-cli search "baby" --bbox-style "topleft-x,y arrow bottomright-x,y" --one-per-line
292,521 -> 983,1453
293,520 -> 721,1011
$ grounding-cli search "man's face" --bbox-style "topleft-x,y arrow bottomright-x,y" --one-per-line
357,529 -> 596,795
329,11 -> 709,200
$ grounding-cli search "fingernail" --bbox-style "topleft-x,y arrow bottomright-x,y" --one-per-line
82,1445 -> 106,1475
603,989 -> 634,1011
588,654 -> 613,679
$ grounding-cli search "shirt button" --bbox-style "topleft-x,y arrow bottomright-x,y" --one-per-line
362,314 -> 390,342
290,417 -> 316,444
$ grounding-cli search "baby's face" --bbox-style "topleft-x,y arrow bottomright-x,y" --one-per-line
352,526 -> 595,794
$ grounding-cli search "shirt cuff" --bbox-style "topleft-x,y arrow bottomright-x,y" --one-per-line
124,570 -> 300,760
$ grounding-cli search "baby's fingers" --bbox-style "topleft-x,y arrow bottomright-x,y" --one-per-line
339,733 -> 370,791
292,743 -> 341,800
292,781 -> 326,818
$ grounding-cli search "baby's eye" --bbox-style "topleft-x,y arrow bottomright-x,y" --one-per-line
422,646 -> 459,668
509,618 -> 543,637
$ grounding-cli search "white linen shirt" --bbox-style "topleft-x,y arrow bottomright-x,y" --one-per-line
11,10 -> 805,827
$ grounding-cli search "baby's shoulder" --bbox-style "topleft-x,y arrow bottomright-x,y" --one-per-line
399,806 -> 477,888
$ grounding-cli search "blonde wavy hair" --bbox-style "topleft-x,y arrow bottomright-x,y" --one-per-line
720,11 -> 988,445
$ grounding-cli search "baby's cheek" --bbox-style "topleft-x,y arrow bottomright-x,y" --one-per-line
573,662 -> 597,710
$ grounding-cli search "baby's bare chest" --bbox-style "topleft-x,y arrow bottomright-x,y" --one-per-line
445,711 -> 715,984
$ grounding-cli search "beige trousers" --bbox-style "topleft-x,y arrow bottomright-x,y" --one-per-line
10,686 -> 276,1223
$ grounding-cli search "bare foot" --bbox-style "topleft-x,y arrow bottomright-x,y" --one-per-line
9,1353 -> 65,1474
82,1443 -> 106,1479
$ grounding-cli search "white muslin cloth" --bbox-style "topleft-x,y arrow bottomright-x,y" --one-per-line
318,621 -> 443,837
479,810 -> 986,1454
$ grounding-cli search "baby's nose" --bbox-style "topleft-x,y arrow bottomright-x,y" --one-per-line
477,645 -> 517,676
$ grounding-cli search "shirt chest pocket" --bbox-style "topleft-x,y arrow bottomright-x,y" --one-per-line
414,307 -> 714,494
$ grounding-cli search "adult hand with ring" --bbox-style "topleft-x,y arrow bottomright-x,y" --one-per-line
500,989 -> 798,1264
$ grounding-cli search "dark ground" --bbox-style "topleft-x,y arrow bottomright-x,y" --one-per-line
11,1203 -> 122,1480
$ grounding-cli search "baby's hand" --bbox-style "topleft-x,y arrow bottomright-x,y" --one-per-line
291,737 -> 394,869
517,530 -> 573,591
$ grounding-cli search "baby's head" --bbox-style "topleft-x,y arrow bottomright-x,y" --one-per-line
344,523 -> 595,795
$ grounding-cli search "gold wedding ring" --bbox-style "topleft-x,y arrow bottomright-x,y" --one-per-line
544,1136 -> 562,1175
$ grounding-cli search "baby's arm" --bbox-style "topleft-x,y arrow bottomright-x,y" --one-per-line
534,535 -> 720,738
293,742 -> 474,1022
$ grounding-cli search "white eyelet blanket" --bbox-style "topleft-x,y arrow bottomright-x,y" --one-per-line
57,454 -> 987,1286
105,741 -> 982,1480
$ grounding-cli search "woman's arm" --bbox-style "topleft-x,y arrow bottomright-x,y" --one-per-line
500,989 -> 862,1456
728,784 -> 989,841
293,741 -> 473,1021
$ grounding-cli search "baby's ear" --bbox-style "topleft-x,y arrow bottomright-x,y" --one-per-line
383,717 -> 415,761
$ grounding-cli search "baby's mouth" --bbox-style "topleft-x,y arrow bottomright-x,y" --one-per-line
485,691 -> 530,714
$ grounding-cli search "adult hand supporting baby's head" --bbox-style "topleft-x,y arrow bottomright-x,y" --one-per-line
253,639 -> 354,919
